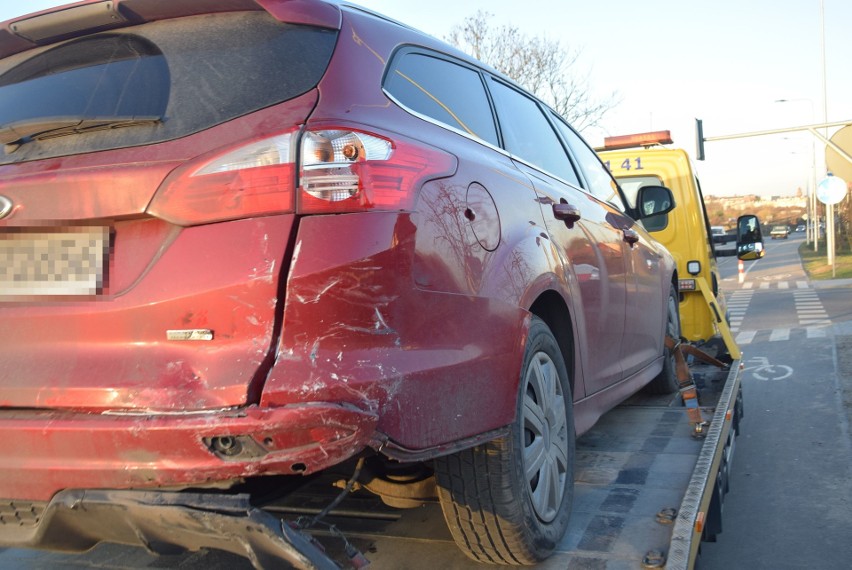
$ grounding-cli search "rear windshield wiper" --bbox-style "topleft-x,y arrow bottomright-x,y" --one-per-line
1,115 -> 162,147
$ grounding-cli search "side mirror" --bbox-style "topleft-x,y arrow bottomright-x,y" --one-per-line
736,214 -> 765,260
636,185 -> 675,220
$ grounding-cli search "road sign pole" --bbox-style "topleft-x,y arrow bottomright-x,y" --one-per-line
816,175 -> 848,276
828,204 -> 834,275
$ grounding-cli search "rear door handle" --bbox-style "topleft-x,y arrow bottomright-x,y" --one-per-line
623,228 -> 640,245
552,203 -> 581,225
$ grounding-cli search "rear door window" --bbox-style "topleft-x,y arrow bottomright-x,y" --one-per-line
384,50 -> 499,147
550,114 -> 626,212
487,78 -> 580,185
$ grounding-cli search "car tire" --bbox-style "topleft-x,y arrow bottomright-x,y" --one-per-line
434,316 -> 574,565
644,283 -> 681,394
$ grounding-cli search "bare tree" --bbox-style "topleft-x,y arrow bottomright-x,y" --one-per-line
446,11 -> 618,133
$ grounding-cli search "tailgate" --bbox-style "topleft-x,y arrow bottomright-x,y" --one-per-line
0,144 -> 300,410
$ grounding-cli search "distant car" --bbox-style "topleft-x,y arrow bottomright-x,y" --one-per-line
796,225 -> 805,232
710,225 -> 732,244
770,225 -> 790,239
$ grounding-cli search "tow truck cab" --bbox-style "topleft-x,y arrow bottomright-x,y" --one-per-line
597,131 -> 728,347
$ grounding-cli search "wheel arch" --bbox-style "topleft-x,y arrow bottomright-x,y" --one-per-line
529,290 -> 576,398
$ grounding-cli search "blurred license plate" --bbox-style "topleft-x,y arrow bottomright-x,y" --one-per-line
0,227 -> 110,296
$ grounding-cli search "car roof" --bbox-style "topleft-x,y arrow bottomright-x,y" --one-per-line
0,0 -> 341,59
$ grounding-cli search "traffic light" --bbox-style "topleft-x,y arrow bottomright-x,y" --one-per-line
695,118 -> 705,161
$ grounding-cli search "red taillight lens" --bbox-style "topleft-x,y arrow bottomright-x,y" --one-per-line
147,127 -> 457,224
148,132 -> 297,226
297,128 -> 457,214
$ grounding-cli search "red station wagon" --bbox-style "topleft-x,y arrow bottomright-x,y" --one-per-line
0,0 -> 678,566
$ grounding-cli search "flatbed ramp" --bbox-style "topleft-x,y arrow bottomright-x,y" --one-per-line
266,361 -> 741,570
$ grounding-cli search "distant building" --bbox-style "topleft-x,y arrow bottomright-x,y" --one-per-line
706,194 -> 806,210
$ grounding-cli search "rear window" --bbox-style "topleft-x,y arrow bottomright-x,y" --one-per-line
0,12 -> 337,164
0,34 -> 169,126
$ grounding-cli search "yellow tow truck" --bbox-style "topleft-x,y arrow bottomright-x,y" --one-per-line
597,130 -> 744,358
590,131 -> 768,567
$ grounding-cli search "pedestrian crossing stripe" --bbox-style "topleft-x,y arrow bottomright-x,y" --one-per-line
769,328 -> 790,341
736,331 -> 757,344
734,281 -> 811,290
736,326 -> 829,344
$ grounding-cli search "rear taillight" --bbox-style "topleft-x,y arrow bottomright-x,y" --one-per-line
297,127 -> 457,214
149,132 -> 297,226
148,127 -> 456,225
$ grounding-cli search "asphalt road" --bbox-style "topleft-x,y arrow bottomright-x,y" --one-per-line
701,232 -> 852,569
4,231 -> 851,569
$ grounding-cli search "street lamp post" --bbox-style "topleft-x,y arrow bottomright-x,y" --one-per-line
775,98 -> 819,250
817,0 -> 837,275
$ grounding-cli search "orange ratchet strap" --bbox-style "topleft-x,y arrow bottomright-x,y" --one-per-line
665,336 -> 727,437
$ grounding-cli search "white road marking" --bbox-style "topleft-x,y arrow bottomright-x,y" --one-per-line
769,328 -> 790,341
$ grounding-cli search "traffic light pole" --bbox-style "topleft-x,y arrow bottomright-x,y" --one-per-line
695,119 -> 852,166
695,118 -> 852,275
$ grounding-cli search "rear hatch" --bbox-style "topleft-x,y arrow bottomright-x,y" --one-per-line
0,1 -> 340,411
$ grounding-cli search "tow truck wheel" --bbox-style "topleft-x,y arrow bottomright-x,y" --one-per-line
645,284 -> 681,394
435,316 -> 574,564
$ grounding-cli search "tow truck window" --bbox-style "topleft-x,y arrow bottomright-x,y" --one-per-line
614,175 -> 668,231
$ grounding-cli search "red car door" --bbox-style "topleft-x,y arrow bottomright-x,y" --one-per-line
550,115 -> 664,383
526,166 -> 628,394
609,213 -> 668,377
486,78 -> 627,397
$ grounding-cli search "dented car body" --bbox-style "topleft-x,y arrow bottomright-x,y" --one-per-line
0,0 -> 677,566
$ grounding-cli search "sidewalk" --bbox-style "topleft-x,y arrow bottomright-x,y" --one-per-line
812,277 -> 852,289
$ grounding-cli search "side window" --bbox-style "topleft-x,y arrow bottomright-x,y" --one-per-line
384,51 -> 499,146
551,114 -> 625,211
487,79 -> 580,185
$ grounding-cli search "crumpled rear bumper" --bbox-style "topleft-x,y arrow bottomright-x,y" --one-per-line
0,489 -> 340,570
0,404 -> 379,502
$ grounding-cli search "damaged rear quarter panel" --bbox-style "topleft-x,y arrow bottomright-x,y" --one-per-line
261,209 -> 524,451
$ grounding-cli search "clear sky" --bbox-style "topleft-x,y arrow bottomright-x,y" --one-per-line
3,0 -> 851,198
